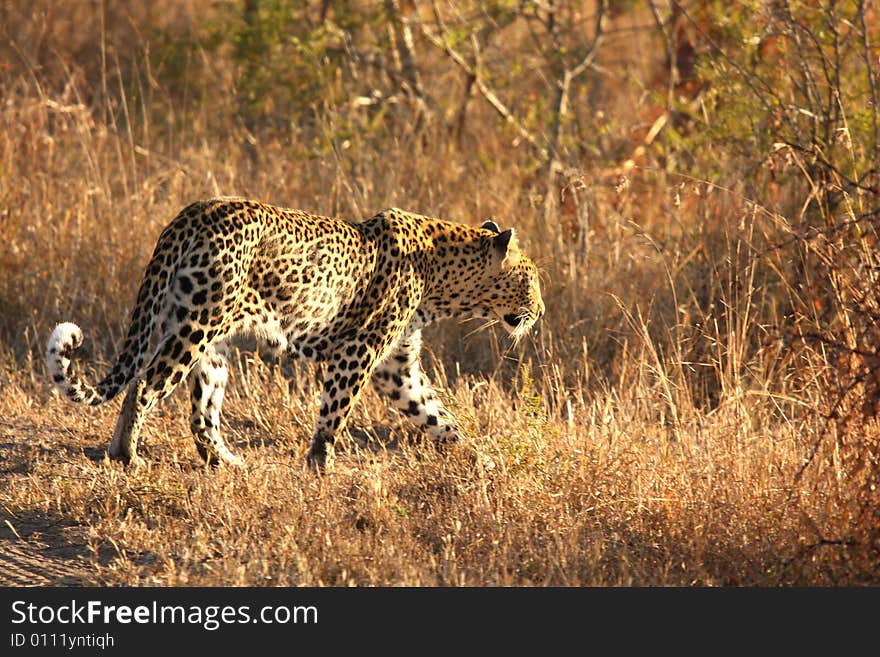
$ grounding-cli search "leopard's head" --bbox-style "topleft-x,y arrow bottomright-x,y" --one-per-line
475,220 -> 545,343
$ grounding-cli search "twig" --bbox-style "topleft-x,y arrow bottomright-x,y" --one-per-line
420,2 -> 548,160
4,519 -> 24,541
857,1 -> 879,156
758,207 -> 880,257
669,0 -> 787,130
778,537 -> 858,582
544,1 -> 606,222
383,0 -> 435,120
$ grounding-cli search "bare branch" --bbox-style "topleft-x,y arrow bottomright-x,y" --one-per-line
420,3 -> 548,160
383,0 -> 437,122
857,0 -> 879,156
568,2 -> 606,81
543,1 -> 607,221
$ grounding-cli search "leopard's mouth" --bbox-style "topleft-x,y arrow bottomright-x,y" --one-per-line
496,310 -> 539,342
503,313 -> 522,328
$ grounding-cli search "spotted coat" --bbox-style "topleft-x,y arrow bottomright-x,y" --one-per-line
46,198 -> 545,469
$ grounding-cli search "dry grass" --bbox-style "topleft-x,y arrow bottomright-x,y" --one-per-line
3,354 -> 869,586
0,1 -> 877,586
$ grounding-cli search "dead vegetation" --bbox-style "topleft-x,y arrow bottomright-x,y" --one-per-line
0,0 -> 877,585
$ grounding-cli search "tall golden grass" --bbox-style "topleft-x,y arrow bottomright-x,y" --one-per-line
0,1 -> 877,585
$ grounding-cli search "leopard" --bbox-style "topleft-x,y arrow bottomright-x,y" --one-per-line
45,197 -> 545,471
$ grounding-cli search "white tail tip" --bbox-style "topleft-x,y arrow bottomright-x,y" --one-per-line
47,322 -> 84,357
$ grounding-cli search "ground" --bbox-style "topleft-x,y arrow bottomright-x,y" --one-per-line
2,353 -> 876,586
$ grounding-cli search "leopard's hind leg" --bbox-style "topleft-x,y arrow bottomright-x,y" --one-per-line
106,319 -> 223,466
108,378 -> 149,466
188,345 -> 243,467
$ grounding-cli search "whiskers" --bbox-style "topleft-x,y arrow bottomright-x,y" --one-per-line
460,317 -> 500,340
456,309 -> 540,347
509,310 -> 536,346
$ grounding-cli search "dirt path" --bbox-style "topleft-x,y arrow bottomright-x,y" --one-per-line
1,412 -> 101,587
0,521 -> 92,586
0,541 -> 89,586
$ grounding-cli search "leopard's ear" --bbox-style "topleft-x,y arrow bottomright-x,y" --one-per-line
481,220 -> 501,234
494,228 -> 517,259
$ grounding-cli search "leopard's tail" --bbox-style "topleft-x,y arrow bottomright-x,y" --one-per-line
46,322 -> 110,405
45,211 -> 191,406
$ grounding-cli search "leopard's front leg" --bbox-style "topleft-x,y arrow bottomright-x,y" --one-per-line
371,328 -> 459,444
305,339 -> 382,472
